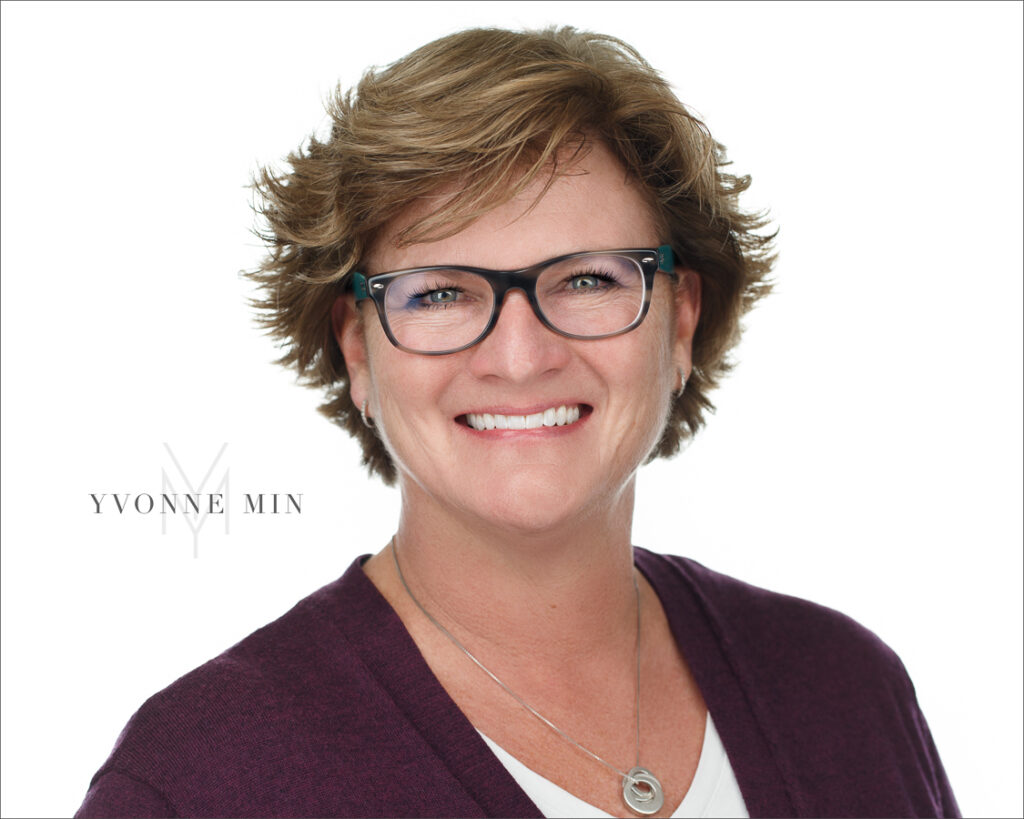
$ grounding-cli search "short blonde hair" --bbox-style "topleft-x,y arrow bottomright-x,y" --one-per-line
247,26 -> 775,484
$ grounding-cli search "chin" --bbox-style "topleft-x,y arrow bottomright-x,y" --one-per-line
459,470 -> 611,537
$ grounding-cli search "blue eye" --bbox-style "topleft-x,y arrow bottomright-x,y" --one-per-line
570,275 -> 601,290
565,270 -> 620,293
428,289 -> 458,304
402,285 -> 464,309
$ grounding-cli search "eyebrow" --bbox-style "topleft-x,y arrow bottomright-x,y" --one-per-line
371,246 -> 656,275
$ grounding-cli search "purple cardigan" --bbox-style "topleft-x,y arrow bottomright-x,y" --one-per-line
76,549 -> 959,817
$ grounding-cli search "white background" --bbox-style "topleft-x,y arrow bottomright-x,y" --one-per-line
2,2 -> 1021,816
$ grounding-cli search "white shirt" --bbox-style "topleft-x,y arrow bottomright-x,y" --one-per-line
478,712 -> 748,818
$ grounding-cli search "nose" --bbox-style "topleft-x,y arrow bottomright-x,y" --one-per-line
466,289 -> 572,382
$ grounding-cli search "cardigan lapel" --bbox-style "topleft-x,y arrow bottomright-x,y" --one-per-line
634,548 -> 796,818
329,558 -> 544,818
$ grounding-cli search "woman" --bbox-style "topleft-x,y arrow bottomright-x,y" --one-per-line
76,27 -> 958,818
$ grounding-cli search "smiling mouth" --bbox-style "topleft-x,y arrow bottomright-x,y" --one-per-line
460,404 -> 589,431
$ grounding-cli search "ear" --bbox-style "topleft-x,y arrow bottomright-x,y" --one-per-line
672,270 -> 702,385
331,294 -> 372,411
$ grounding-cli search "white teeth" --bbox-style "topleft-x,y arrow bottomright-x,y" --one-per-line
464,405 -> 584,431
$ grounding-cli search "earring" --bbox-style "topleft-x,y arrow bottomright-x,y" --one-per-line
676,367 -> 688,395
360,399 -> 375,429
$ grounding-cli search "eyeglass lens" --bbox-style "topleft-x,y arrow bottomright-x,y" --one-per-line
382,254 -> 646,353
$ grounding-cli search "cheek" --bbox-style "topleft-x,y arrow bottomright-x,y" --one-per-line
603,326 -> 675,435
364,335 -> 461,442
366,362 -> 450,484
365,326 -> 427,400
626,317 -> 678,440
634,305 -> 677,393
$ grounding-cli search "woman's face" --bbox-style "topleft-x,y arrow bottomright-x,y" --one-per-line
336,143 -> 700,535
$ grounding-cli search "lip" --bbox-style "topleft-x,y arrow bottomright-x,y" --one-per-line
456,400 -> 592,417
454,403 -> 593,432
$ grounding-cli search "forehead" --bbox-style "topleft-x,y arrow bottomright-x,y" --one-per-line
367,142 -> 661,273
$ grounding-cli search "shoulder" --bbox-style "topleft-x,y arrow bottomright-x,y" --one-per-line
636,548 -> 908,689
636,548 -> 960,817
123,563 -> 366,735
79,558 -> 387,816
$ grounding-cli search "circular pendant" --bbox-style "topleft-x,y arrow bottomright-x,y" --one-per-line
622,766 -> 664,815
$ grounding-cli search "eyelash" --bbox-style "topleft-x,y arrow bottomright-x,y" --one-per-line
399,266 -> 625,308
563,269 -> 622,286
406,283 -> 465,308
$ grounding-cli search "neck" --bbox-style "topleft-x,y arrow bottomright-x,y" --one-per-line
370,474 -> 641,669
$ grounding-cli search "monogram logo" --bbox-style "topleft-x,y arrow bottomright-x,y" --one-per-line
161,442 -> 230,557
88,443 -> 302,557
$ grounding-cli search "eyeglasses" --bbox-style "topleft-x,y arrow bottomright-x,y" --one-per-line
352,245 -> 676,355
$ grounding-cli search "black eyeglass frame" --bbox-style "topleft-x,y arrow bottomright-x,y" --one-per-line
351,245 -> 677,356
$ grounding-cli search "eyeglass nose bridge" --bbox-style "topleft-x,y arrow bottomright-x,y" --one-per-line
472,268 -> 568,347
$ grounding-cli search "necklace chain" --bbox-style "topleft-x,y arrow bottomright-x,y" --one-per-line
390,537 -> 647,788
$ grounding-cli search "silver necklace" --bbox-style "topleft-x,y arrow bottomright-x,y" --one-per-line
391,538 -> 665,816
